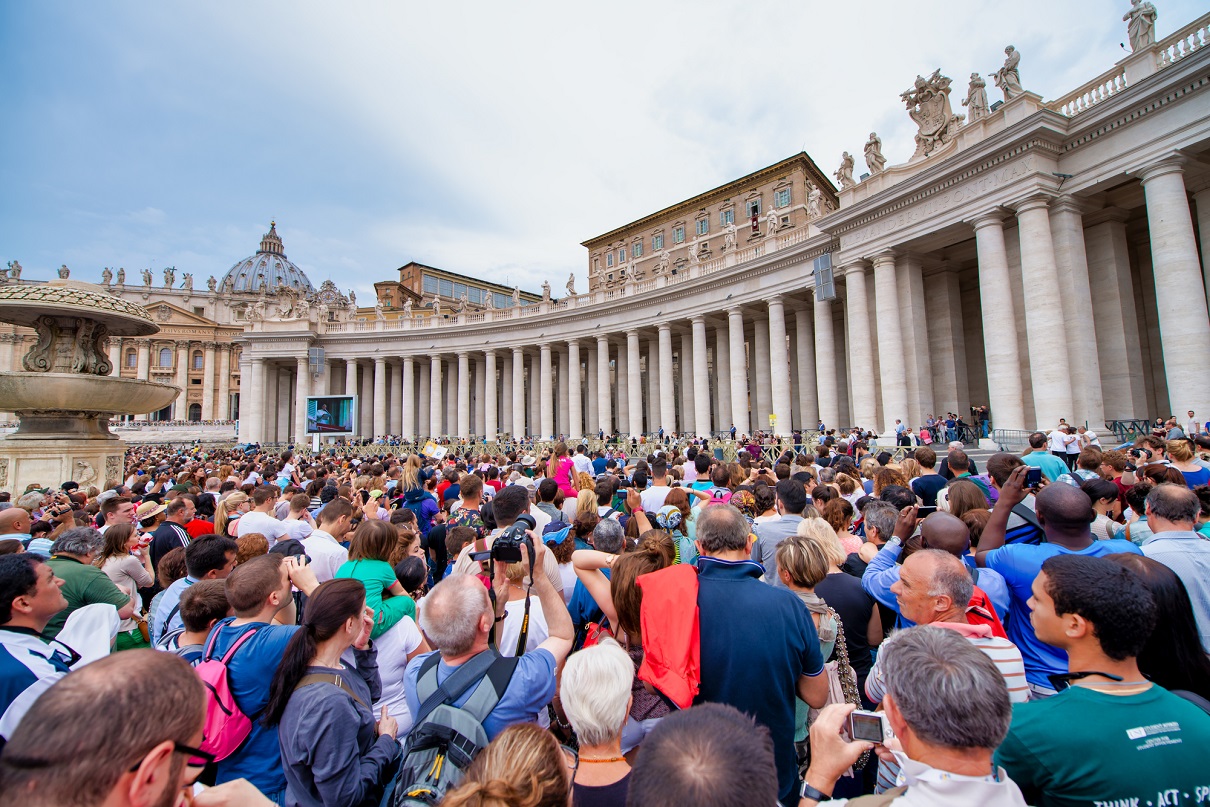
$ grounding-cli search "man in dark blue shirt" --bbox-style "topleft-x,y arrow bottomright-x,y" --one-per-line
694,505 -> 828,804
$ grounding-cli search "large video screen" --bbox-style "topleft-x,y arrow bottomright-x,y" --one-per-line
306,396 -> 357,435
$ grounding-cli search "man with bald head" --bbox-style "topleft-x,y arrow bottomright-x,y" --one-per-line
0,509 -> 32,548
861,508 -> 1010,627
976,465 -> 1140,698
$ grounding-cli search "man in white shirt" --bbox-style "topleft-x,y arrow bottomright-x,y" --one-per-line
639,457 -> 672,512
301,497 -> 352,583
280,492 -> 315,542
1188,411 -> 1202,436
571,445 -> 593,478
1077,426 -> 1101,450
235,485 -> 291,546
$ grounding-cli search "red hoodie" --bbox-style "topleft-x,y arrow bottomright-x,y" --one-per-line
636,564 -> 700,710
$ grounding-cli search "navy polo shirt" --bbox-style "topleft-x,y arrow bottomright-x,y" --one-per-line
695,556 -> 825,804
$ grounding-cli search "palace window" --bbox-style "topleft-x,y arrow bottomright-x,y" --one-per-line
696,219 -> 708,236
632,241 -> 643,259
747,198 -> 762,217
720,209 -> 734,226
775,188 -> 791,208
617,248 -> 626,264
606,252 -> 614,267
125,350 -> 137,368
192,351 -> 204,370
157,348 -> 172,367
672,225 -> 685,244
422,274 -> 439,295
652,232 -> 664,250
438,279 -> 454,297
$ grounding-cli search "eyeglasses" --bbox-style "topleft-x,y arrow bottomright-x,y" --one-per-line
127,741 -> 216,773
560,745 -> 579,774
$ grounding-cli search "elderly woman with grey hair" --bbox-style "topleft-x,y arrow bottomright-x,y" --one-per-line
561,637 -> 634,806
42,527 -> 136,640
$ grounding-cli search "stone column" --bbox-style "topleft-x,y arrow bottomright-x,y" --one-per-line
429,355 -> 443,438
539,343 -> 554,439
200,342 -> 217,420
235,353 -> 249,433
556,349 -> 569,438
870,252 -> 907,433
844,264 -> 878,431
679,332 -> 695,436
646,337 -> 659,434
897,254 -> 932,424
1015,196 -> 1075,428
752,319 -> 772,430
814,295 -> 838,429
794,305 -> 818,428
500,351 -> 512,439
174,341 -> 190,420
107,338 -> 121,378
1139,160 -> 1210,417
528,352 -> 541,438
294,356 -> 310,442
484,351 -> 497,441
1194,188 -> 1210,318
616,344 -> 630,438
691,316 -> 711,437
727,308 -> 749,435
972,213 -> 1026,431
658,324 -> 676,433
137,341 -> 151,380
767,297 -> 792,437
217,345 -> 231,421
567,341 -> 582,440
445,362 -> 458,438
715,324 -> 733,431
454,352 -> 469,439
417,360 -> 430,438
246,357 -> 266,443
621,330 -> 640,438
402,356 -> 416,441
512,347 -> 526,439
1050,197 -> 1105,427
924,265 -> 968,420
389,363 -> 402,436
370,357 -> 387,439
585,345 -> 599,435
596,337 -> 611,435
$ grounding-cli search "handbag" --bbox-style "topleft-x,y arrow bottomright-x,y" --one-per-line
805,608 -> 870,772
133,610 -> 150,644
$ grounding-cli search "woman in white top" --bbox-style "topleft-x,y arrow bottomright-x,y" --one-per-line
498,558 -> 550,657
95,522 -> 153,651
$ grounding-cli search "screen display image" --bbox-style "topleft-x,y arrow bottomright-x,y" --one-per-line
306,396 -> 356,435
849,712 -> 886,744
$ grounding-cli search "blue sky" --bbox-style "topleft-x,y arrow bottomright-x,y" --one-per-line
1,1 -> 1200,297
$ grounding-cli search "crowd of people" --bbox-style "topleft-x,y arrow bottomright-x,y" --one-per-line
0,420 -> 1208,807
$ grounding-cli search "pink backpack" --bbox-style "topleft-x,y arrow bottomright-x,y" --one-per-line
195,626 -> 263,761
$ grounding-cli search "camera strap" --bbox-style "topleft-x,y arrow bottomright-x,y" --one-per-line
513,545 -> 537,657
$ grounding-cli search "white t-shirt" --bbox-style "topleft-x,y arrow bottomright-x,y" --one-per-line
281,517 -> 314,542
640,485 -> 672,512
1047,430 -> 1071,452
301,529 -> 349,583
572,454 -> 593,478
1081,431 -> 1102,448
235,509 -> 290,545
558,562 -> 577,605
498,596 -> 548,658
367,616 -> 424,732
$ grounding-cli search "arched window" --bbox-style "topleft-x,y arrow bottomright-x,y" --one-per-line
187,403 -> 202,422
193,351 -> 204,370
158,347 -> 172,367
125,350 -> 137,368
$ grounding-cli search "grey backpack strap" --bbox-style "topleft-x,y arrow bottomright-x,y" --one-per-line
458,656 -> 520,723
412,649 -> 503,728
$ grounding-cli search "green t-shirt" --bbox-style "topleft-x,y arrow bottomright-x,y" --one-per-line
335,558 -> 416,639
43,555 -> 131,640
995,684 -> 1210,807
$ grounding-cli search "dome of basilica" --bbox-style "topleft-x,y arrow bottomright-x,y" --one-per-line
220,222 -> 315,294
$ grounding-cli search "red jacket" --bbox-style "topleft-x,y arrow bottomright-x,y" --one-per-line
636,564 -> 700,710
968,585 -> 1008,639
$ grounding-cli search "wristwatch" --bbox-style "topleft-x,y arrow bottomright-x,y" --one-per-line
800,781 -> 832,802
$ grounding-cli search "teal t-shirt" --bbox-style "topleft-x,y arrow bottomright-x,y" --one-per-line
995,684 -> 1210,807
1022,451 -> 1071,483
335,558 -> 415,639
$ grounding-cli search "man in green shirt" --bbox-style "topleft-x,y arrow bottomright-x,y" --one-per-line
43,527 -> 133,640
995,554 -> 1210,806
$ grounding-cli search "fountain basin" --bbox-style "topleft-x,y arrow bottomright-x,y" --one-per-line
0,373 -> 179,417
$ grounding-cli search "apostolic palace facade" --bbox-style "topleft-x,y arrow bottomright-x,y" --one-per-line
3,7 -> 1209,446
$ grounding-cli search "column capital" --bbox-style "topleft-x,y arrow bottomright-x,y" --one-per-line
868,250 -> 897,268
296,354 -> 309,366
513,345 -> 526,355
455,350 -> 468,359
837,261 -> 868,277
657,323 -> 671,334
174,339 -> 191,350
765,294 -> 784,307
968,209 -> 1009,229
376,355 -> 389,364
1135,155 -> 1189,185
726,305 -> 744,317
1010,193 -> 1054,215
1050,194 -> 1094,217
595,334 -> 610,346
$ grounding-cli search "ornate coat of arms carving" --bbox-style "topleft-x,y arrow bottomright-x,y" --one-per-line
900,70 -> 965,159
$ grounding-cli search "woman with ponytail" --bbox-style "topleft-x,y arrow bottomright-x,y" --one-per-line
441,723 -> 573,807
264,578 -> 401,807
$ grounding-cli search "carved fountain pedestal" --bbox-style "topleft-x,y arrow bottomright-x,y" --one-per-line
0,281 -> 179,493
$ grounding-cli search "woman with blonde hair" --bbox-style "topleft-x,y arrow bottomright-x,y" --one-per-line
795,517 -> 882,705
898,458 -> 921,481
567,488 -> 596,524
214,490 -> 250,537
1168,439 -> 1210,488
441,722 -> 573,807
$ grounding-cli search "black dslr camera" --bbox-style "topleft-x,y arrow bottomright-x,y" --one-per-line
491,514 -> 537,564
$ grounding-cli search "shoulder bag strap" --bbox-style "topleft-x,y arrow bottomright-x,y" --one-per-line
458,655 -> 520,723
412,649 -> 502,728
845,786 -> 909,806
295,672 -> 368,710
1011,503 -> 1042,531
